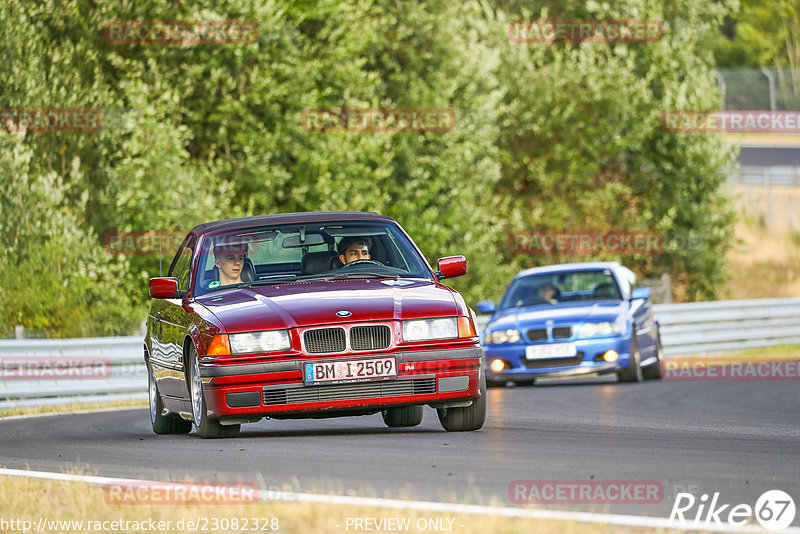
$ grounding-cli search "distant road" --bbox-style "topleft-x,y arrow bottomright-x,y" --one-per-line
1,378 -> 799,520
738,146 -> 800,166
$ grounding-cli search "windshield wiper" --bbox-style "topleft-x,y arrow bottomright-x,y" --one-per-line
332,272 -> 399,280
238,274 -> 297,287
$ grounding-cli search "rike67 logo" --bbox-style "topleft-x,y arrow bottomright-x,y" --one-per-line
669,490 -> 796,531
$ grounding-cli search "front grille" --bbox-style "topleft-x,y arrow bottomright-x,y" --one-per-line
304,328 -> 346,354
522,353 -> 584,369
262,377 -> 436,405
552,326 -> 573,339
527,328 -> 548,341
350,325 -> 391,351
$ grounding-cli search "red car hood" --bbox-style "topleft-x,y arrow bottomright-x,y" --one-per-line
195,278 -> 458,332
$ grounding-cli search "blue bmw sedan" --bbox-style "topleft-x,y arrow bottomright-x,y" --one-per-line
477,262 -> 662,386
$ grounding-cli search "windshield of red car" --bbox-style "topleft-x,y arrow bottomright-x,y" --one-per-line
192,221 -> 435,295
497,269 -> 623,309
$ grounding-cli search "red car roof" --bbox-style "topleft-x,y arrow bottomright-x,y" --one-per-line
189,211 -> 391,235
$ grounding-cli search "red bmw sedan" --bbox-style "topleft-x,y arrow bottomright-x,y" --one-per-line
145,212 -> 485,438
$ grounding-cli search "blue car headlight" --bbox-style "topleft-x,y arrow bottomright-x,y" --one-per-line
578,322 -> 621,337
487,329 -> 521,344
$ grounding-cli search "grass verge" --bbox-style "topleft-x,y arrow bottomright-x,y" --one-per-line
0,473 -> 699,534
0,398 -> 147,418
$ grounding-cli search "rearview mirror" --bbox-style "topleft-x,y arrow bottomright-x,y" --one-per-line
476,301 -> 496,314
436,256 -> 467,279
149,277 -> 179,298
282,234 -> 326,248
631,287 -> 651,300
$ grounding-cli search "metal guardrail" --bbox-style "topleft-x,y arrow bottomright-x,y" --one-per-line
0,336 -> 145,408
652,298 -> 800,356
1,298 -> 799,407
730,166 -> 800,187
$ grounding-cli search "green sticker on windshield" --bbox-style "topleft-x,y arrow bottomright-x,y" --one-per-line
208,280 -> 220,288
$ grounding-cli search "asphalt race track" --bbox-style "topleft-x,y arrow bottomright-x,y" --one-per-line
1,377 -> 799,519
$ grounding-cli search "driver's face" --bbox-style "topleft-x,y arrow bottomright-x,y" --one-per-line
539,284 -> 555,299
340,244 -> 370,265
215,253 -> 245,283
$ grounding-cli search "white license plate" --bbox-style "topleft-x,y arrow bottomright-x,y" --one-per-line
525,343 -> 577,360
304,357 -> 397,384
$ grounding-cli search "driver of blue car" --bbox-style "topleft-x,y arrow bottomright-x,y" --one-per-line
537,282 -> 560,304
338,236 -> 372,265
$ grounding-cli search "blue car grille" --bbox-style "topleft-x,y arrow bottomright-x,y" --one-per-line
527,326 -> 574,341
527,328 -> 548,341
552,326 -> 573,339
522,352 -> 584,369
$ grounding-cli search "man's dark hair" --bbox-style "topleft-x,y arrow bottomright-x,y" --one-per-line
337,236 -> 371,255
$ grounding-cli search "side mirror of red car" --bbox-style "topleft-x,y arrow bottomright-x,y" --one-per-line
149,277 -> 180,298
436,256 -> 467,279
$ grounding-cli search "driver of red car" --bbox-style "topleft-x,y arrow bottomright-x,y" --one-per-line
338,237 -> 371,265
213,243 -> 248,286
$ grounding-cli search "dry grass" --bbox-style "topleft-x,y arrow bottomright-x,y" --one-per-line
0,398 -> 147,418
722,133 -> 800,146
706,344 -> 800,360
722,184 -> 800,299
0,473 -> 702,534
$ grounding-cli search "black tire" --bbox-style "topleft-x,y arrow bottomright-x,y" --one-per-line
437,373 -> 487,432
188,345 -> 240,439
382,405 -> 424,427
618,335 -> 643,383
486,379 -> 506,388
643,335 -> 664,380
514,379 -> 536,387
148,361 -> 192,435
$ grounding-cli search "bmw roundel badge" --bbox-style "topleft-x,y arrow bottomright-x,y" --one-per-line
336,310 -> 352,317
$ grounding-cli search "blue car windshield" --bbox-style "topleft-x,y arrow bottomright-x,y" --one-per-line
193,220 -> 434,296
497,269 -> 623,310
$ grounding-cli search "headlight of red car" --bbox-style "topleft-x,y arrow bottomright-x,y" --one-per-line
402,317 -> 468,342
208,330 -> 291,356
230,330 -> 291,353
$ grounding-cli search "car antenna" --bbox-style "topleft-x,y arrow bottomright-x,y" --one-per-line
159,232 -> 162,276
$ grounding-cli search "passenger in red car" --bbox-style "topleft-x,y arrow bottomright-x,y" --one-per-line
338,237 -> 372,265
214,244 -> 247,286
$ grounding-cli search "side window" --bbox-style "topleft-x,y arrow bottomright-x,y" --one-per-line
169,237 -> 196,290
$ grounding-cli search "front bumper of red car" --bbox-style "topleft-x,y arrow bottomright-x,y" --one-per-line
197,345 -> 483,421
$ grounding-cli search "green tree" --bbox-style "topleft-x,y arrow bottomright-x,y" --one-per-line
486,0 -> 737,301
